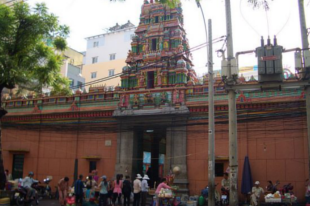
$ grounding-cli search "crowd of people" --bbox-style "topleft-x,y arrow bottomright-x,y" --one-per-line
65,172 -> 154,206
5,168 -> 310,206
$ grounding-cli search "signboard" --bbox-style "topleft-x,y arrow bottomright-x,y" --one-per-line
105,140 -> 112,146
260,56 -> 279,61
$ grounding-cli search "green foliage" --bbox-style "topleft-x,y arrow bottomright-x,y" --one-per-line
0,2 -> 70,94
248,0 -> 273,10
157,0 -> 181,8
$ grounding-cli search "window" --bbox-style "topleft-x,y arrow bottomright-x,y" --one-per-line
109,69 -> 115,77
12,154 -> 24,180
152,39 -> 157,51
215,163 -> 224,177
91,72 -> 97,79
110,54 -> 116,60
155,16 -> 159,23
92,57 -> 98,64
93,41 -> 99,48
147,71 -> 155,89
89,161 -> 97,173
69,79 -> 74,87
77,81 -> 83,88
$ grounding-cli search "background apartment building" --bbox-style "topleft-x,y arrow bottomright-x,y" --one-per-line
62,48 -> 85,92
82,21 -> 135,91
0,0 -> 23,6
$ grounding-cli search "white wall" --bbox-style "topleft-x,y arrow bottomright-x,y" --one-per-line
84,28 -> 135,65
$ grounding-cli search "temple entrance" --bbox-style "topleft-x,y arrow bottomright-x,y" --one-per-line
133,128 -> 166,188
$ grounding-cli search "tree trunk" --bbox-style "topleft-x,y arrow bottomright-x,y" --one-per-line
0,85 -> 8,190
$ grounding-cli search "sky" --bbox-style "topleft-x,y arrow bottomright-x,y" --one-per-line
27,0 -> 310,77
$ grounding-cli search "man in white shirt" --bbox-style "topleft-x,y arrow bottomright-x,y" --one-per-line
251,181 -> 264,206
141,175 -> 150,206
22,172 -> 38,201
133,174 -> 142,206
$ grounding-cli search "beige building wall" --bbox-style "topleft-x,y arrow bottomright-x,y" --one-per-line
82,59 -> 126,91
64,48 -> 84,67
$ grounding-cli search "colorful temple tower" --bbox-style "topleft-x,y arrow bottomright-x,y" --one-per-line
120,1 -> 198,90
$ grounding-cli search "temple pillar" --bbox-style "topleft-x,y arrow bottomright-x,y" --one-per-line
166,119 -> 189,194
114,124 -> 134,177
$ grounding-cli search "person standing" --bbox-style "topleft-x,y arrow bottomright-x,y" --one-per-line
113,174 -> 123,206
75,175 -> 85,206
5,170 -> 12,181
251,181 -> 264,206
99,176 -> 109,206
141,175 -> 150,206
86,175 -> 97,201
133,174 -> 142,206
93,170 -> 99,182
58,177 -> 70,206
122,176 -> 132,206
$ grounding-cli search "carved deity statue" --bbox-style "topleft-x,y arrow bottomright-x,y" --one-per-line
177,44 -> 184,53
139,73 -> 145,87
161,92 -> 167,103
133,94 -> 140,105
157,69 -> 162,86
144,92 -> 154,104
159,37 -> 163,51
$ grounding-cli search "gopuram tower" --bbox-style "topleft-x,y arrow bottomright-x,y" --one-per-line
113,0 -> 198,194
120,0 -> 198,91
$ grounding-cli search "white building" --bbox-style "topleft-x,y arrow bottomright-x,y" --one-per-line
82,21 -> 135,91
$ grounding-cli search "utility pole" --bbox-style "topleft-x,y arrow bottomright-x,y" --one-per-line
298,0 -> 310,181
225,0 -> 238,205
195,1 -> 215,205
208,19 -> 215,206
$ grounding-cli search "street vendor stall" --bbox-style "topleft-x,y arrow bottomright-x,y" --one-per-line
265,192 -> 297,206
158,188 -> 175,206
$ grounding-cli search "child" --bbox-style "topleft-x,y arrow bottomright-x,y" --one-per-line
66,193 -> 76,206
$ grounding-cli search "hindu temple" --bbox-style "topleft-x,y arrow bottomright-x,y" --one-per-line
1,0 -> 308,201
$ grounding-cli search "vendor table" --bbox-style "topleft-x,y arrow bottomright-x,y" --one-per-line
158,197 -> 175,206
264,198 -> 297,206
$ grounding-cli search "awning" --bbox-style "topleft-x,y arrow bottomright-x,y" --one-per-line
7,149 -> 30,153
215,156 -> 229,161
82,156 -> 101,161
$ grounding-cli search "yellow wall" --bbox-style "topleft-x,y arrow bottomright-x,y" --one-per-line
82,59 -> 126,91
64,48 -> 83,67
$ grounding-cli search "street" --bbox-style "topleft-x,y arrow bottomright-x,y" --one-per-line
38,199 -> 58,206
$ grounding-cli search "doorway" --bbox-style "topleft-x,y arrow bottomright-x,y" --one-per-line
12,154 -> 24,179
133,128 -> 166,188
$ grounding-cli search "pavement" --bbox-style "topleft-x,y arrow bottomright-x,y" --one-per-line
38,199 -> 59,206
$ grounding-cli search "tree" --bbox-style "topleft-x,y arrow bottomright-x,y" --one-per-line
0,2 -> 70,189
247,0 -> 273,10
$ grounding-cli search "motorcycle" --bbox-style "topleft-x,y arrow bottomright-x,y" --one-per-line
280,183 -> 294,195
12,184 -> 38,206
200,184 -> 220,206
220,188 -> 229,206
36,178 -> 52,199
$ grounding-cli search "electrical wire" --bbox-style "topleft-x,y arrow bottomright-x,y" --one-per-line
240,0 -> 261,37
